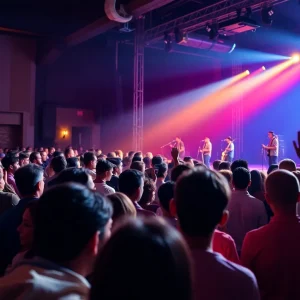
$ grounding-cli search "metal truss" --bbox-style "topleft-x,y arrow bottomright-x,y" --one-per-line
231,58 -> 244,159
133,17 -> 145,151
145,0 -> 289,44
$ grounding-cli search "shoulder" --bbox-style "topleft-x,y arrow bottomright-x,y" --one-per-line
214,229 -> 234,243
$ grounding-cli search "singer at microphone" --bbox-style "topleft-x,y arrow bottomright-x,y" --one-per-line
170,136 -> 185,159
199,137 -> 212,168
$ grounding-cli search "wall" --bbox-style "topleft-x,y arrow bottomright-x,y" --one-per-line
0,34 -> 36,147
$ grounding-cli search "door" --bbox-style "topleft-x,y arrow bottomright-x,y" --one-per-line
72,127 -> 92,151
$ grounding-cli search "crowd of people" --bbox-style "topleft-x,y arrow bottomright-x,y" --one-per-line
0,134 -> 300,300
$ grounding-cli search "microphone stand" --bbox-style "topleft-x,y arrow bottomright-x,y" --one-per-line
160,141 -> 174,149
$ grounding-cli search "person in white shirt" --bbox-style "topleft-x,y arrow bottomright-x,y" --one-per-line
262,131 -> 279,166
171,167 -> 259,300
94,159 -> 116,195
226,167 -> 268,253
200,137 -> 212,168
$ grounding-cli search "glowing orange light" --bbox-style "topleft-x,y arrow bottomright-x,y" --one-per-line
61,130 -> 69,139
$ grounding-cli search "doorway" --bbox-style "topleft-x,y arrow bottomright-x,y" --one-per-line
72,127 -> 92,150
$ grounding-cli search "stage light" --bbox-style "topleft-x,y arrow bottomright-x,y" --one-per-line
164,33 -> 172,53
291,54 -> 300,63
261,6 -> 274,25
246,70 -> 250,75
262,66 -> 266,70
206,23 -> 218,40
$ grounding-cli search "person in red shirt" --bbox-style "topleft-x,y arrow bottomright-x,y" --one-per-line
242,170 -> 300,300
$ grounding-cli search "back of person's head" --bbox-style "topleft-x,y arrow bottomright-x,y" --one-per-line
158,181 -> 175,213
133,151 -> 143,158
152,155 -> 163,166
107,157 -> 122,168
183,157 -> 194,166
130,161 -> 145,173
143,157 -> 151,169
266,170 -> 300,213
292,171 -> 300,184
219,169 -> 233,186
132,156 -> 142,162
15,164 -> 44,197
139,178 -> 156,206
128,151 -> 135,158
279,159 -> 297,172
171,164 -> 192,182
122,156 -> 132,167
212,160 -> 222,171
218,161 -> 231,171
66,157 -> 79,168
156,163 -> 168,178
232,167 -> 251,190
107,152 -> 117,158
267,164 -> 278,175
115,150 -> 123,158
119,169 -> 144,198
107,192 -> 136,222
19,151 -> 30,161
90,218 -> 193,300
51,156 -> 67,173
34,183 -> 112,264
52,151 -> 64,158
248,170 -> 264,196
175,167 -> 231,237
64,147 -> 73,158
96,159 -> 114,175
83,152 -> 96,166
230,159 -> 249,172
55,168 -> 95,189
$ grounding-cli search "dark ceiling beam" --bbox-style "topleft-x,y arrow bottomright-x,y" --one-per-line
0,26 -> 42,37
38,0 -> 175,64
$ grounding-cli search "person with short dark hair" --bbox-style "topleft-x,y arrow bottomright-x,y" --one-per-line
130,161 -> 145,173
139,178 -> 158,213
172,167 -> 259,299
106,158 -> 122,192
262,131 -> 279,166
219,169 -> 233,189
171,164 -> 192,182
64,147 -> 75,159
29,151 -> 43,166
212,160 -> 222,171
219,161 -> 231,171
143,156 -> 151,169
183,156 -> 194,167
46,156 -> 67,189
83,152 -> 97,171
119,169 -> 155,217
152,155 -> 163,167
242,170 -> 300,300
66,157 -> 80,168
19,152 -> 30,167
53,168 -> 95,190
1,152 -> 20,196
90,218 -> 193,300
279,158 -> 297,172
230,159 -> 249,172
0,183 -> 113,299
0,164 -> 44,275
227,167 -> 267,253
94,159 -> 115,195
40,151 -> 48,169
267,164 -> 278,174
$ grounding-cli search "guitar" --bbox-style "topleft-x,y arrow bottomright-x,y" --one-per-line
221,151 -> 226,161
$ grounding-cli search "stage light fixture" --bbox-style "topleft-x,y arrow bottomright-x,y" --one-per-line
291,54 -> 300,63
261,6 -> 274,25
262,66 -> 266,70
246,70 -> 250,75
164,33 -> 172,53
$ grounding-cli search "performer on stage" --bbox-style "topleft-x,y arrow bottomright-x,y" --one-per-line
222,137 -> 234,163
200,137 -> 212,168
173,136 -> 185,159
262,131 -> 279,166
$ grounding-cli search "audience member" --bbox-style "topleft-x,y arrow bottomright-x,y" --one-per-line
83,152 -> 97,172
119,169 -> 155,217
130,161 -> 145,173
107,192 -> 136,224
143,156 -> 151,169
94,159 -> 115,195
231,159 -> 249,172
157,181 -> 176,227
90,218 -> 193,300
114,149 -> 123,160
145,152 -> 153,159
64,147 -> 75,158
278,158 -> 297,172
155,163 -> 168,192
152,155 -> 163,167
66,157 -> 80,168
139,178 -> 158,213
54,168 -> 95,190
212,160 -> 222,171
29,151 -> 43,166
226,167 -> 268,253
219,169 -> 233,189
172,167 -> 259,299
0,183 -> 112,299
219,161 -> 231,171
46,156 -> 67,189
242,170 -> 300,300
106,157 -> 122,192
0,164 -> 44,275
0,168 -> 19,216
40,151 -> 48,169
183,156 -> 194,166
19,152 -> 30,167
1,152 -> 20,196
122,156 -> 132,172
171,164 -> 192,182
267,164 -> 278,175
107,152 -> 117,158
